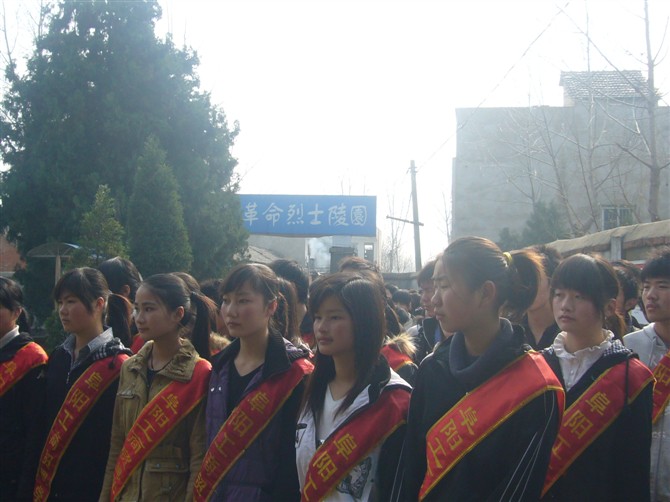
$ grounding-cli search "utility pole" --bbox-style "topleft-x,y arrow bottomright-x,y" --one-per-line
410,160 -> 422,271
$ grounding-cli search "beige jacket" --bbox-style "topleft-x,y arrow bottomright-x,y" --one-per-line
100,339 -> 208,502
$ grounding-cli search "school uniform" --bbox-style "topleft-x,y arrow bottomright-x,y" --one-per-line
542,332 -> 653,502
402,320 -> 562,501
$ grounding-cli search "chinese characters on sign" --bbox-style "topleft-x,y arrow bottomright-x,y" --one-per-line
238,195 -> 376,237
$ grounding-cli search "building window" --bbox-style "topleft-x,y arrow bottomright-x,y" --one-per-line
602,206 -> 634,230
364,243 -> 375,262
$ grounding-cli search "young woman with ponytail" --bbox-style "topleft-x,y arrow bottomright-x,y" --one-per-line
28,268 -> 132,501
99,273 -> 215,501
194,264 -> 313,502
401,237 -> 564,501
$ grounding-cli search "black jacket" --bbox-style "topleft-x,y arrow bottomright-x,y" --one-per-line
401,320 -> 561,501
23,336 -> 130,501
412,316 -> 443,364
541,341 -> 652,502
520,316 -> 560,350
0,333 -> 46,501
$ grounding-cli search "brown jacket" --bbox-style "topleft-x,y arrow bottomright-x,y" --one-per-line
100,339 -> 208,502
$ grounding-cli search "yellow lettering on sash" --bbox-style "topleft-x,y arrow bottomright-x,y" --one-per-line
162,393 -> 179,414
203,455 -> 220,476
5,361 -> 17,377
137,418 -> 156,441
303,474 -> 318,501
427,437 -> 446,474
656,364 -> 670,386
57,409 -> 73,430
334,433 -> 357,460
441,418 -> 462,450
48,431 -> 62,449
70,388 -> 91,412
194,475 -> 206,496
150,405 -> 169,428
459,407 -> 477,435
128,431 -> 145,453
551,434 -> 571,460
84,371 -> 103,391
566,411 -> 592,439
34,486 -> 45,500
249,391 -> 270,413
314,451 -> 337,481
214,431 -> 235,458
231,410 -> 253,437
41,452 -> 55,469
586,392 -> 610,416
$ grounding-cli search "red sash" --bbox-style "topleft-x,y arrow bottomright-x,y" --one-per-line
110,358 -> 212,501
652,350 -> 670,424
0,341 -> 47,396
193,357 -> 314,502
420,352 -> 564,501
34,354 -> 129,502
381,345 -> 414,372
301,387 -> 410,502
542,358 -> 653,496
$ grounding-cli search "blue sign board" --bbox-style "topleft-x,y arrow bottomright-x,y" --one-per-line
239,194 -> 376,237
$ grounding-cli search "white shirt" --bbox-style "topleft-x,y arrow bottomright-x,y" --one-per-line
0,326 -> 20,349
552,330 -> 613,391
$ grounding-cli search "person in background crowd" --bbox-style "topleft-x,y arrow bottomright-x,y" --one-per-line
520,245 -> 562,350
406,259 -> 445,363
100,274 -> 214,501
392,289 -> 413,328
275,277 -> 306,348
624,248 -> 670,502
195,264 -> 312,501
402,238 -> 563,501
296,273 -> 410,501
0,277 -> 48,500
409,291 -> 422,320
200,278 -> 231,355
98,257 -> 143,353
612,259 -> 645,333
270,259 -> 310,328
28,268 -> 132,501
542,254 -> 653,501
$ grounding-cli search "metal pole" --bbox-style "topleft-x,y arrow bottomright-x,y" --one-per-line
410,160 -> 422,271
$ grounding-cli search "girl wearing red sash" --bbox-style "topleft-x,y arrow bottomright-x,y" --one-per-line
27,268 -> 132,501
296,273 -> 411,502
203,264 -> 312,501
541,254 -> 653,501
100,273 -> 215,501
402,237 -> 563,501
0,277 -> 47,500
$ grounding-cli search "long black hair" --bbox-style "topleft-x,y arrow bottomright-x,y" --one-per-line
54,267 -> 132,346
0,277 -> 31,333
139,273 -> 216,360
303,272 -> 386,418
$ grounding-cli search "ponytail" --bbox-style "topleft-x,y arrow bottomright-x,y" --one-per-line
106,294 -> 133,347
442,237 -> 543,320
187,291 -> 216,360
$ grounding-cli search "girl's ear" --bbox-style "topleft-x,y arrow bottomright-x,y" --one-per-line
479,280 -> 497,308
94,297 -> 106,313
266,298 -> 278,317
172,305 -> 185,324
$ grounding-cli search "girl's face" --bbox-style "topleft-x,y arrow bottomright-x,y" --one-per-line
0,304 -> 20,336
57,291 -> 102,336
552,288 -> 606,337
221,281 -> 276,339
431,260 -> 481,334
313,295 -> 354,359
134,286 -> 183,342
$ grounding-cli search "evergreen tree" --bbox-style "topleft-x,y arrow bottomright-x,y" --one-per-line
0,0 -> 246,317
72,184 -> 127,267
127,137 -> 192,276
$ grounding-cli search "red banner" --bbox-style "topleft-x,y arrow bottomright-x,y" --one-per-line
34,354 -> 130,502
652,350 -> 670,424
193,358 -> 313,502
301,387 -> 410,502
542,358 -> 652,496
420,352 -> 564,501
0,341 -> 47,396
110,358 -> 212,501
381,345 -> 413,372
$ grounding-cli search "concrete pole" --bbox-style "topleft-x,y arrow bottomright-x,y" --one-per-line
410,160 -> 422,271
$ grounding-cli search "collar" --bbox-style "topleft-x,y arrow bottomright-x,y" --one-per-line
552,330 -> 613,359
128,338 -> 200,382
0,326 -> 20,349
63,327 -> 114,367
650,323 -> 670,350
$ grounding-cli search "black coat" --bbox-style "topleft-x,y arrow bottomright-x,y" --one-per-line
0,333 -> 46,501
22,337 -> 130,501
412,316 -> 443,364
401,320 -> 562,501
541,343 -> 652,502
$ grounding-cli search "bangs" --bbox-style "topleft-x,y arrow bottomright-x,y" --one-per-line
220,263 -> 276,301
551,254 -> 619,313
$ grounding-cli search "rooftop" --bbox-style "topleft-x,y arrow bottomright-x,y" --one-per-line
560,70 -> 649,101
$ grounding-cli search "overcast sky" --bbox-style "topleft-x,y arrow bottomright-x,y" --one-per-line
6,0 -> 670,267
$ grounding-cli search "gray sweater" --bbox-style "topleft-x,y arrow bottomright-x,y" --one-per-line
624,324 -> 670,502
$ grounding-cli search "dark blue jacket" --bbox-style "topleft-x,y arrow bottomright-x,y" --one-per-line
205,331 -> 310,502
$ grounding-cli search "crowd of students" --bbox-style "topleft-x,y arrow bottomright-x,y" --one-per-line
0,239 -> 668,501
